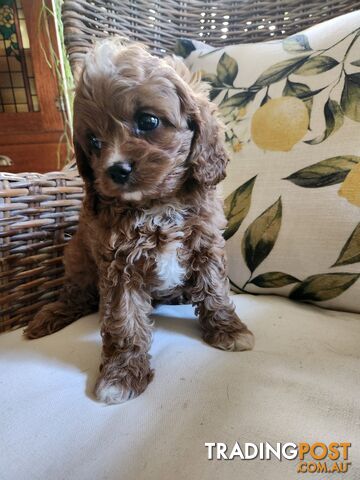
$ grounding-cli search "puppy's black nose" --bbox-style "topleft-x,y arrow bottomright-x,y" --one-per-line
107,162 -> 132,184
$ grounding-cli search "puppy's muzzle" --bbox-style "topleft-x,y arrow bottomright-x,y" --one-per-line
107,162 -> 132,184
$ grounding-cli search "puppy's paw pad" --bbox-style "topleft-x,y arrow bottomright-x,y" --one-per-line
233,331 -> 255,351
94,379 -> 135,405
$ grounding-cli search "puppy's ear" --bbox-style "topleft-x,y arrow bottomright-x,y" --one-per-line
71,49 -> 90,86
188,100 -> 229,187
74,140 -> 93,183
74,140 -> 98,214
166,56 -> 228,187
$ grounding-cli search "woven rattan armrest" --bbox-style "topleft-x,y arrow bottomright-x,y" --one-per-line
0,167 -> 83,332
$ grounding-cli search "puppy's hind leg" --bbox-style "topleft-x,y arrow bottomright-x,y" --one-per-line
24,232 -> 99,339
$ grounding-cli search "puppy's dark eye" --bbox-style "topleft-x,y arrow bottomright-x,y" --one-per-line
89,134 -> 102,151
137,113 -> 160,132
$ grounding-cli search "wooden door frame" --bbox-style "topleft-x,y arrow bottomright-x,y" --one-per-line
0,0 -> 68,172
0,0 -> 64,134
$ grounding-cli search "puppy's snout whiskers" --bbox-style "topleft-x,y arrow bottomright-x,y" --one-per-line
107,162 -> 133,184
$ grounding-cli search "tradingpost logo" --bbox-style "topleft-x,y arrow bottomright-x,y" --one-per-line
205,442 -> 351,474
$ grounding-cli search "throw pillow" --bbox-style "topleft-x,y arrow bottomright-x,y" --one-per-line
176,11 -> 360,313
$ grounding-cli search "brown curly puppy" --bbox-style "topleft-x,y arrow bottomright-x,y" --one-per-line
24,40 -> 254,404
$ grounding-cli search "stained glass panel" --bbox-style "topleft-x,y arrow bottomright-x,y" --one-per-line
0,0 -> 39,112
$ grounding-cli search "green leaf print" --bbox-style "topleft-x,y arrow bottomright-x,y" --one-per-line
223,176 -> 256,241
241,197 -> 282,273
174,39 -> 196,59
220,90 -> 256,109
250,272 -> 300,288
285,156 -> 360,188
295,56 -> 339,75
305,99 -> 344,145
341,73 -> 360,122
333,223 -> 360,267
253,55 -> 310,87
290,273 -> 360,302
217,53 -> 238,86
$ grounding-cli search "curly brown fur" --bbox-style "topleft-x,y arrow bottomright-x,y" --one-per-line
24,39 -> 254,404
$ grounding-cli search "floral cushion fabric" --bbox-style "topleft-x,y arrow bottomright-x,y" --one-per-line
176,11 -> 360,313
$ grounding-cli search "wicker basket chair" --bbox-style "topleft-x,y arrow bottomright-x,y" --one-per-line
1,0 -> 359,333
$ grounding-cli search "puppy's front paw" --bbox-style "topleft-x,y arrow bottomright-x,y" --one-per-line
203,315 -> 255,352
233,329 -> 255,351
203,324 -> 255,352
94,379 -> 137,404
94,355 -> 154,405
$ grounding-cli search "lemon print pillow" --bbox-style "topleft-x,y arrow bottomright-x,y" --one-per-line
176,11 -> 360,313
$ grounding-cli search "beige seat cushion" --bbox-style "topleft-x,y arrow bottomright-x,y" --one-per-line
1,297 -> 359,479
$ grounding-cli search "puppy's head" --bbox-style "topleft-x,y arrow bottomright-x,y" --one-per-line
73,38 -> 228,207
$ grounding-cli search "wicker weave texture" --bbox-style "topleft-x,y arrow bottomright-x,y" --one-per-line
62,0 -> 360,69
1,0 -> 359,332
0,169 -> 83,332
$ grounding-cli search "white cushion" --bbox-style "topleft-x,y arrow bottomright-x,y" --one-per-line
1,296 -> 359,479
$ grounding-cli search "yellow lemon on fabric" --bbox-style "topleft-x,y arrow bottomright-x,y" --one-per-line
251,97 -> 309,151
338,163 -> 360,207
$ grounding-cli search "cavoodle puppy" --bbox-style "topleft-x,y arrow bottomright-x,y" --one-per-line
24,39 -> 254,404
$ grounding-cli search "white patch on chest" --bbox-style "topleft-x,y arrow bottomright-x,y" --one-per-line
156,240 -> 185,291
133,201 -> 187,292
